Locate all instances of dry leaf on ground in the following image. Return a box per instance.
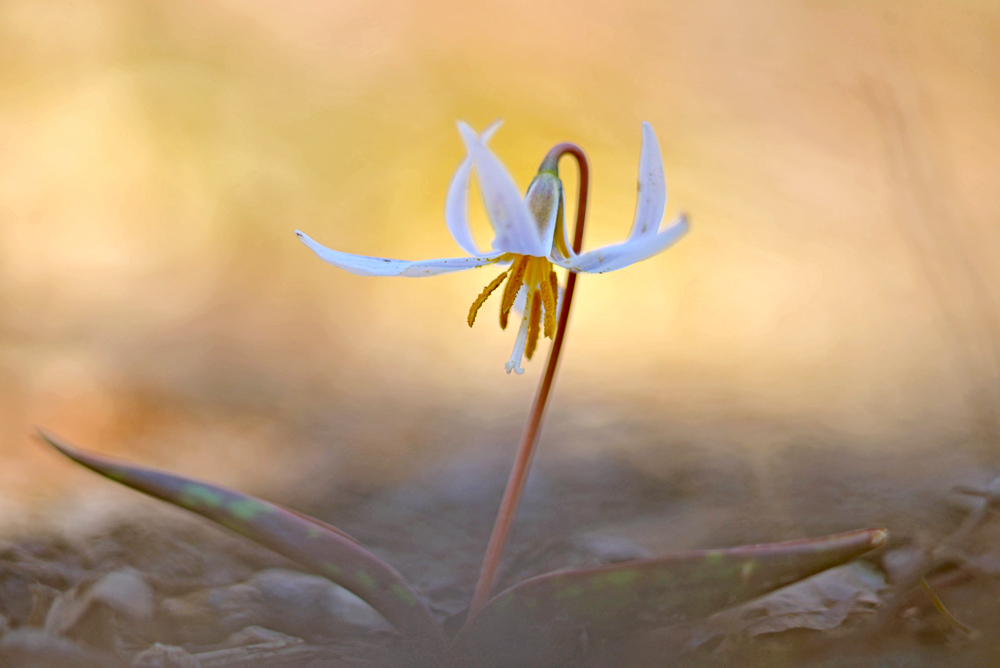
[692,561,888,650]
[45,568,154,651]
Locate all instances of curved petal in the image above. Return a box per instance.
[628,122,667,240]
[445,120,503,255]
[457,122,545,257]
[296,231,502,277]
[552,213,688,274]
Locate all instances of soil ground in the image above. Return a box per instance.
[2,427,1000,667]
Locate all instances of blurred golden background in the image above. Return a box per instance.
[1,0,999,531]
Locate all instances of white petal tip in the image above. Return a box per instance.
[457,122,478,149]
[481,118,504,143]
[457,119,505,151]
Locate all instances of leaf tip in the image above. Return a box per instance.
[34,429,108,476]
[870,528,889,548]
[35,427,72,455]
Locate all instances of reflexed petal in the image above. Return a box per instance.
[445,120,503,255]
[628,122,667,240]
[457,122,545,257]
[296,231,502,277]
[552,213,688,274]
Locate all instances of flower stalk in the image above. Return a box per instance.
[468,144,589,619]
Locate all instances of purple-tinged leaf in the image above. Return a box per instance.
[38,430,446,655]
[453,528,887,667]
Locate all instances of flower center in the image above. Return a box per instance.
[467,254,559,361]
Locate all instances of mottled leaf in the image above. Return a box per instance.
[453,528,887,667]
[39,430,445,655]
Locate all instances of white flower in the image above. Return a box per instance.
[296,121,688,374]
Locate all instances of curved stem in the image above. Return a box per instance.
[467,143,589,620]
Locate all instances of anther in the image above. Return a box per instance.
[540,270,558,338]
[525,291,542,360]
[468,270,509,327]
[499,255,529,330]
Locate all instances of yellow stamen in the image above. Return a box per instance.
[499,255,530,330]
[540,270,557,338]
[525,291,542,360]
[467,270,509,327]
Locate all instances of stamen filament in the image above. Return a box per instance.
[467,270,509,327]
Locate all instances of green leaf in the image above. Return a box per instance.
[38,429,446,655]
[453,528,887,667]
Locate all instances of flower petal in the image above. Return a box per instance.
[445,120,503,255]
[628,122,667,240]
[296,230,503,277]
[457,122,546,257]
[552,213,688,274]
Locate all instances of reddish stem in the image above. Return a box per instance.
[467,143,589,619]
